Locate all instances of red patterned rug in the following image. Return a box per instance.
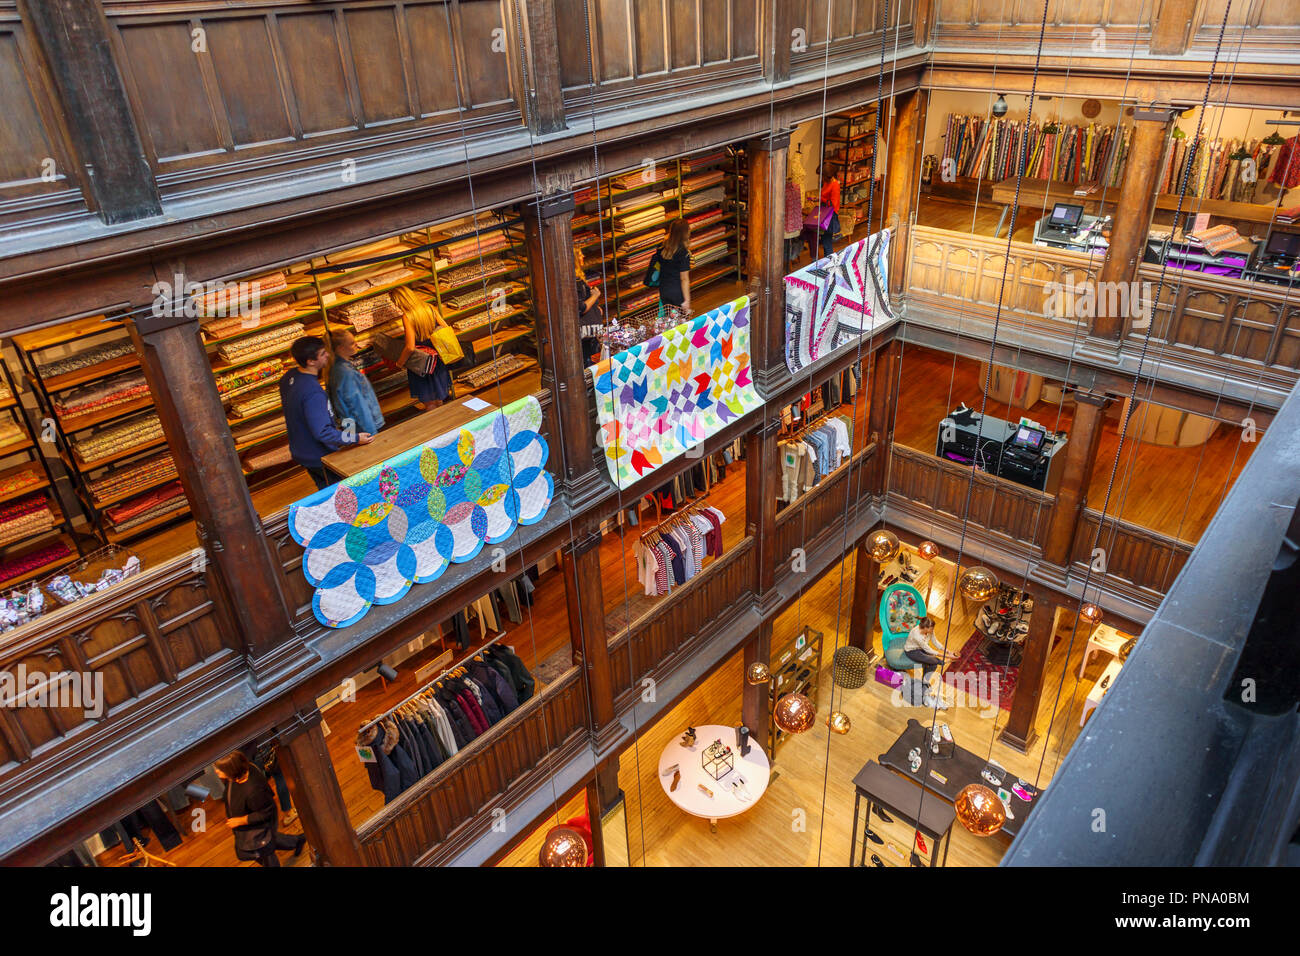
[941,632,1017,712]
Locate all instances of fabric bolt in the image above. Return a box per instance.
[37,340,135,379]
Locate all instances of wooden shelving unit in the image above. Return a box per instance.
[823,106,878,230]
[768,626,824,756]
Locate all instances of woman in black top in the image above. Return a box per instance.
[575,247,604,365]
[215,751,306,867]
[655,218,692,322]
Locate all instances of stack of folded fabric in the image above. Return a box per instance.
[0,381,11,403]
[443,281,525,314]
[86,452,177,506]
[37,340,136,381]
[438,216,507,239]
[1188,223,1247,256]
[621,229,666,254]
[438,259,514,292]
[454,353,533,390]
[683,169,725,191]
[691,242,731,268]
[242,444,292,472]
[0,419,25,449]
[573,185,597,204]
[1277,205,1300,225]
[53,371,151,423]
[690,225,728,250]
[195,271,288,316]
[620,288,659,313]
[338,266,419,297]
[202,300,298,340]
[319,238,409,266]
[105,481,187,533]
[215,359,284,402]
[453,311,492,334]
[687,208,724,231]
[681,186,725,212]
[612,168,674,190]
[230,418,284,448]
[0,494,56,548]
[681,150,729,172]
[72,412,164,466]
[621,245,659,275]
[229,384,281,419]
[217,322,304,363]
[0,466,42,501]
[440,231,512,264]
[0,539,73,587]
[332,292,403,332]
[615,205,666,234]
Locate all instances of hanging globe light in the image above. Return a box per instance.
[773,693,816,734]
[1080,602,1103,626]
[954,784,1006,837]
[959,566,999,603]
[867,528,901,564]
[538,826,588,867]
[918,540,940,561]
[826,711,851,735]
[746,662,771,685]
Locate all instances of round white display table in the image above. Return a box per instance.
[658,724,771,832]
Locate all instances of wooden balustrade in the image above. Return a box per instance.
[0,553,241,793]
[1133,263,1300,377]
[555,0,763,114]
[607,537,755,705]
[887,444,1054,551]
[775,445,877,571]
[355,665,587,866]
[1071,508,1193,595]
[907,225,1097,335]
[787,0,916,71]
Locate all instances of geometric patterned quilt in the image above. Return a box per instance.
[287,396,552,628]
[593,296,761,488]
[784,228,893,374]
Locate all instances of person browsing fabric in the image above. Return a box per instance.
[903,617,957,709]
[812,165,841,260]
[653,218,692,322]
[280,335,372,491]
[327,329,385,438]
[575,247,604,365]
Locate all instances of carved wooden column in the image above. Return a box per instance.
[128,310,309,690]
[562,517,618,748]
[745,130,793,394]
[1042,391,1110,567]
[275,709,364,866]
[1092,109,1173,340]
[885,88,928,301]
[1149,0,1199,55]
[847,539,879,651]
[19,0,161,224]
[999,597,1057,752]
[867,340,901,495]
[518,0,567,134]
[742,620,773,751]
[523,189,606,510]
[745,414,783,615]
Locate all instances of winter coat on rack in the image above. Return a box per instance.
[382,717,420,790]
[488,644,535,701]
[456,688,490,735]
[357,721,403,803]
[436,687,476,746]
[470,660,518,714]
[464,675,504,724]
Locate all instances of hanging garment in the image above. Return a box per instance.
[357,721,403,803]
[487,644,536,701]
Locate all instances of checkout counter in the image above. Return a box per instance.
[1031,202,1110,253]
[1144,228,1300,287]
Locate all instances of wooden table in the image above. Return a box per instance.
[1078,623,1129,678]
[850,760,955,867]
[321,396,498,479]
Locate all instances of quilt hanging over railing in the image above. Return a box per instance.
[288,396,553,628]
[594,295,761,488]
[784,228,893,374]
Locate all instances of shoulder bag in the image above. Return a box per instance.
[227,782,275,861]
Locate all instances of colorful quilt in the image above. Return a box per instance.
[287,396,553,628]
[784,228,894,374]
[593,296,760,488]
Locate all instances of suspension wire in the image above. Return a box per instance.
[1032,0,1238,787]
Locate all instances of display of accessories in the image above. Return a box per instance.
[43,545,142,607]
[0,582,50,633]
[701,740,734,781]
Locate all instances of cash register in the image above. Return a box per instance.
[935,405,1067,493]
[1245,231,1300,286]
[1033,203,1109,252]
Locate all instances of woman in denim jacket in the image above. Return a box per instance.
[327,329,385,436]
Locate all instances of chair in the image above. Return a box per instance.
[878,582,927,671]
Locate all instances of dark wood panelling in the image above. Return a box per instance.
[555,0,593,87]
[790,0,915,70]
[668,0,697,70]
[635,0,666,76]
[116,20,224,162]
[701,0,728,63]
[1071,508,1192,595]
[449,0,514,109]
[344,6,414,124]
[276,10,356,135]
[0,25,79,212]
[205,15,295,147]
[402,4,458,118]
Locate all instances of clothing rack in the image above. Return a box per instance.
[783,407,838,440]
[357,632,509,735]
[639,499,710,540]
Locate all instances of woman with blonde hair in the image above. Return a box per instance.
[392,287,452,410]
[575,247,604,365]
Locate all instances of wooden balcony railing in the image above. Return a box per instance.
[775,444,877,571]
[100,0,525,201]
[608,537,755,706]
[1071,508,1193,596]
[355,665,587,866]
[787,0,916,72]
[1132,263,1300,380]
[0,553,242,798]
[555,0,764,115]
[907,225,1097,336]
[887,444,1054,552]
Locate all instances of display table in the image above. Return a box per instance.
[658,724,771,832]
[321,396,498,479]
[879,719,1041,840]
[1078,623,1128,678]
[851,760,955,867]
[1081,658,1123,725]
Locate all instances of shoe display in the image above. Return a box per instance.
[670,770,681,792]
[939,723,953,743]
[864,828,884,845]
[875,807,895,824]
[869,854,885,867]
[1012,782,1035,802]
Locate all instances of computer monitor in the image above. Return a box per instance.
[1263,231,1300,260]
[1011,425,1045,452]
[1048,203,1083,229]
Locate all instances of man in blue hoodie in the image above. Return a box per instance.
[280,336,372,490]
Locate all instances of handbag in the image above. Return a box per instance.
[643,252,662,289]
[430,323,464,364]
[804,204,835,231]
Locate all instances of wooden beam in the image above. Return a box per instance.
[275,711,364,866]
[1149,0,1200,56]
[885,88,927,300]
[563,520,618,748]
[520,0,568,134]
[745,130,793,392]
[18,0,161,224]
[742,621,773,752]
[848,539,878,651]
[867,340,901,493]
[1042,392,1111,566]
[745,415,783,613]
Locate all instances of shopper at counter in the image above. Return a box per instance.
[281,336,371,491]
[327,329,385,437]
